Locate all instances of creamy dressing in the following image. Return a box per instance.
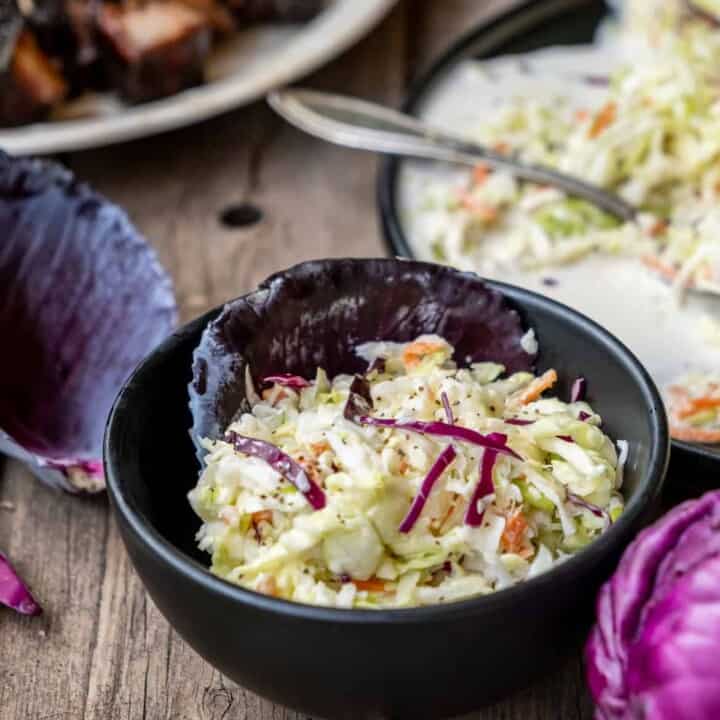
[399,47,720,397]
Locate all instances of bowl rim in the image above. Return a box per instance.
[105,259,669,624]
[375,0,718,467]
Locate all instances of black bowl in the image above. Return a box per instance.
[376,0,718,490]
[105,259,669,720]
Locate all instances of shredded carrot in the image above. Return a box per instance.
[398,458,410,474]
[641,254,678,281]
[251,510,273,525]
[472,162,491,186]
[493,141,510,155]
[670,425,720,444]
[515,369,558,405]
[675,396,720,420]
[458,192,499,222]
[402,339,446,369]
[588,102,617,139]
[353,578,388,593]
[256,576,278,597]
[500,510,532,558]
[310,441,330,456]
[574,109,589,123]
[646,220,669,238]
[432,493,460,535]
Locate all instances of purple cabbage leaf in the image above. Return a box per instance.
[0,151,177,492]
[189,259,536,460]
[586,490,720,719]
[398,444,456,533]
[225,430,326,510]
[0,552,41,616]
[465,449,497,527]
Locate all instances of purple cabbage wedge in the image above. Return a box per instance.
[586,490,720,720]
[189,259,536,459]
[0,151,177,492]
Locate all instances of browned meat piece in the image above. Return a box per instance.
[16,0,104,92]
[177,0,236,33]
[226,0,324,23]
[0,30,67,126]
[97,1,211,103]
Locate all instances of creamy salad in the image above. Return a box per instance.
[189,335,624,609]
[411,30,720,291]
[401,7,720,443]
[667,372,720,443]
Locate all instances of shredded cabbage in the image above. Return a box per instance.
[665,372,720,443]
[189,335,624,608]
[407,11,720,444]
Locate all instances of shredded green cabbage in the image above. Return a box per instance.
[189,335,624,608]
[411,12,720,293]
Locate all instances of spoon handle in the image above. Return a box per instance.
[268,89,636,222]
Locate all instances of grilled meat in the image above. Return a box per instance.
[0,0,325,123]
[97,1,211,102]
[0,29,67,126]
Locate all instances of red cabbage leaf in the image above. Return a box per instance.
[398,444,456,533]
[190,259,535,459]
[571,376,587,403]
[262,374,311,388]
[465,449,497,527]
[355,416,521,461]
[0,552,41,616]
[225,430,326,509]
[0,151,177,492]
[586,490,720,719]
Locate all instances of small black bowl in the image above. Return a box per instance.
[377,0,718,490]
[105,260,668,720]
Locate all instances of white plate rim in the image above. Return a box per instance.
[0,0,397,155]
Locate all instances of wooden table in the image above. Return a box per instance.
[0,2,595,718]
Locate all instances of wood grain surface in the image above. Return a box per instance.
[0,2,595,718]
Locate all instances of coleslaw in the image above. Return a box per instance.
[666,372,720,444]
[411,16,720,295]
[189,335,624,608]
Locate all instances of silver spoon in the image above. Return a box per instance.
[268,89,720,300]
[267,88,636,222]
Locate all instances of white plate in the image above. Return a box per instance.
[0,0,396,155]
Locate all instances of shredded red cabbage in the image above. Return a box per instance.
[505,418,534,426]
[465,449,498,526]
[399,445,457,533]
[571,377,587,403]
[263,374,311,389]
[0,552,41,616]
[568,492,610,525]
[356,416,521,460]
[440,392,454,424]
[225,431,326,510]
[557,435,575,443]
[578,411,592,422]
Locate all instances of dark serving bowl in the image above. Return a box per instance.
[105,259,668,719]
[376,0,718,491]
